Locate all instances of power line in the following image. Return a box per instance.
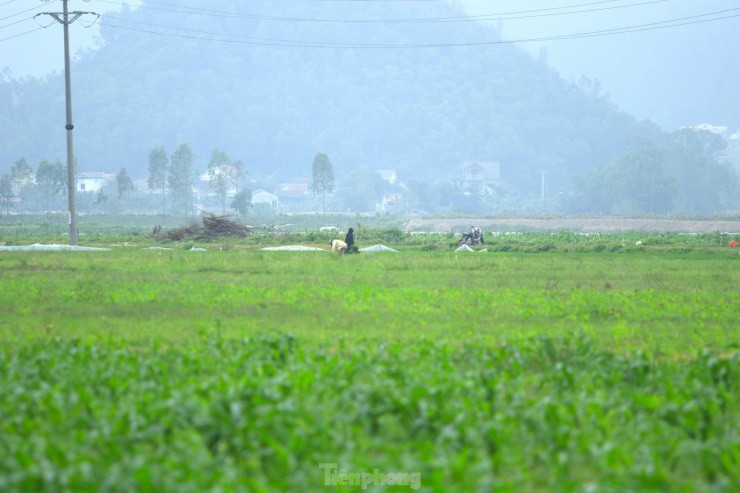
[0,0,670,38]
[3,3,737,47]
[0,16,31,30]
[0,1,50,21]
[0,25,43,41]
[92,0,667,24]
[95,8,739,49]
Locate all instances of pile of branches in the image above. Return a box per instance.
[201,212,251,238]
[153,213,251,241]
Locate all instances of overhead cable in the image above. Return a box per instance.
[96,8,739,48]
[93,0,668,24]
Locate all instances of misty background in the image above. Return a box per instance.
[0,0,738,216]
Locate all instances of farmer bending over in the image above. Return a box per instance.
[330,239,347,253]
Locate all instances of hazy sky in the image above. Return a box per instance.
[461,0,740,130]
[1,0,738,130]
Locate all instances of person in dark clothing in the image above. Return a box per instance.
[472,226,484,244]
[344,227,355,253]
[461,225,476,245]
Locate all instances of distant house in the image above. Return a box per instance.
[76,172,114,193]
[272,180,314,212]
[461,161,500,192]
[199,166,239,198]
[251,190,279,209]
[276,180,311,201]
[132,178,150,194]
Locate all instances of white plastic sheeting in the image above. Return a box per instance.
[261,245,327,251]
[141,246,207,251]
[358,244,398,252]
[454,244,487,253]
[0,243,109,251]
[0,245,207,252]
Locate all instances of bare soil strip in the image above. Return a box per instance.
[404,218,740,233]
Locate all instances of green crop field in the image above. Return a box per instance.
[0,233,738,492]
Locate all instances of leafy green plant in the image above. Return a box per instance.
[0,238,737,492]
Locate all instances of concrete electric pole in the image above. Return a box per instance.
[35,1,97,246]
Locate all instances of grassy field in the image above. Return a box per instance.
[0,237,738,492]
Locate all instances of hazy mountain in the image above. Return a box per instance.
[1,0,658,196]
[461,0,740,131]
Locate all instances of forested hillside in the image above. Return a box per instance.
[0,0,654,198]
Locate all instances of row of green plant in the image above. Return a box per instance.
[0,248,740,492]
[0,334,736,492]
[1,247,736,491]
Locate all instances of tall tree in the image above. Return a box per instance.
[607,145,677,214]
[0,173,14,216]
[663,128,736,214]
[335,165,386,213]
[207,148,235,215]
[230,188,252,218]
[10,157,34,214]
[232,159,247,191]
[169,143,195,219]
[116,167,135,199]
[35,158,66,212]
[311,152,334,217]
[148,146,169,217]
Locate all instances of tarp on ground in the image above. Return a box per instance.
[261,245,327,251]
[454,244,487,253]
[359,244,398,252]
[0,243,109,251]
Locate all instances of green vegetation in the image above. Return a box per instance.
[1,335,736,492]
[0,230,737,491]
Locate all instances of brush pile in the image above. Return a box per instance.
[153,213,251,240]
[201,212,251,237]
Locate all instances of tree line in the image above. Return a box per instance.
[146,143,252,219]
[0,143,254,218]
[2,128,735,218]
[568,128,736,215]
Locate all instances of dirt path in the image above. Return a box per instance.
[404,218,740,233]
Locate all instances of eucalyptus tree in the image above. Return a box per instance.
[0,174,14,216]
[10,157,34,213]
[35,159,66,212]
[311,152,334,217]
[207,149,235,215]
[169,143,195,219]
[148,146,169,217]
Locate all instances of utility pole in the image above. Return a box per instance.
[541,170,547,201]
[35,1,97,246]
